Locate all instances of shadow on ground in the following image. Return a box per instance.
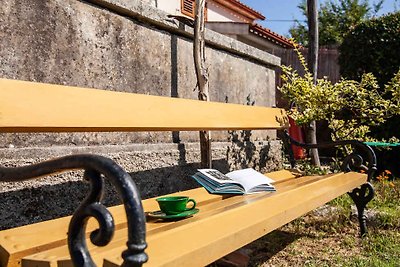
[246,230,304,266]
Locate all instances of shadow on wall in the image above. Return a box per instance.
[0,135,283,230]
[227,129,277,174]
[224,95,282,173]
[0,159,230,230]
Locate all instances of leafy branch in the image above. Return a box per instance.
[279,43,400,143]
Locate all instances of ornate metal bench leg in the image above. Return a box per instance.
[0,154,148,267]
[348,182,374,237]
[67,157,148,266]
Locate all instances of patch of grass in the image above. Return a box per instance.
[329,193,353,210]
[293,160,331,176]
[333,230,400,266]
[362,230,400,258]
[328,178,400,230]
[369,178,400,229]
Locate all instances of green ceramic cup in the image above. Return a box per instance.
[156,196,196,215]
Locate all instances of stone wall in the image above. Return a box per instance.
[0,0,280,146]
[0,0,284,228]
[0,140,284,229]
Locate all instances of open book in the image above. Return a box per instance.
[191,168,276,195]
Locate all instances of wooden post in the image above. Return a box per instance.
[194,0,212,168]
[307,0,321,166]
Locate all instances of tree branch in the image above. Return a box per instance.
[194,0,212,168]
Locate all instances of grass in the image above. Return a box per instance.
[243,173,400,267]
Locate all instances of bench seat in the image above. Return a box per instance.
[0,78,376,266]
[1,170,367,267]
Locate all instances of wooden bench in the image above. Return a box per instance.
[0,78,377,267]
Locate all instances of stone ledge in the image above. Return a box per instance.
[0,141,278,159]
[84,0,280,67]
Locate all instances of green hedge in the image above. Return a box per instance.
[339,12,400,87]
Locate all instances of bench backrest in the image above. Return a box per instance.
[0,78,289,132]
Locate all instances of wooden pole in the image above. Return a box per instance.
[307,0,321,166]
[194,0,212,168]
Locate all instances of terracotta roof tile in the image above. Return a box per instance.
[250,23,296,49]
[229,0,265,20]
[213,0,265,20]
[208,1,298,49]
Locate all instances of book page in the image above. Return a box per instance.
[192,173,245,194]
[197,169,242,185]
[226,168,275,192]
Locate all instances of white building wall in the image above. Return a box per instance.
[156,0,181,15]
[207,1,250,23]
[153,0,251,22]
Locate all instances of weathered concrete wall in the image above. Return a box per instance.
[0,140,284,229]
[0,0,279,147]
[0,0,284,228]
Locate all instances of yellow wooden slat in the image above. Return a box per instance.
[0,187,221,267]
[20,174,313,267]
[103,172,366,267]
[17,174,311,267]
[0,78,289,132]
[0,189,203,267]
[0,169,283,267]
[264,169,302,183]
[16,188,271,265]
[20,173,366,267]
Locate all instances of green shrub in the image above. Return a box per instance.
[279,44,400,143]
[339,12,400,141]
[339,12,400,87]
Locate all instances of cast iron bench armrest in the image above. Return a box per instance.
[284,130,377,236]
[0,154,148,267]
[284,130,377,181]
